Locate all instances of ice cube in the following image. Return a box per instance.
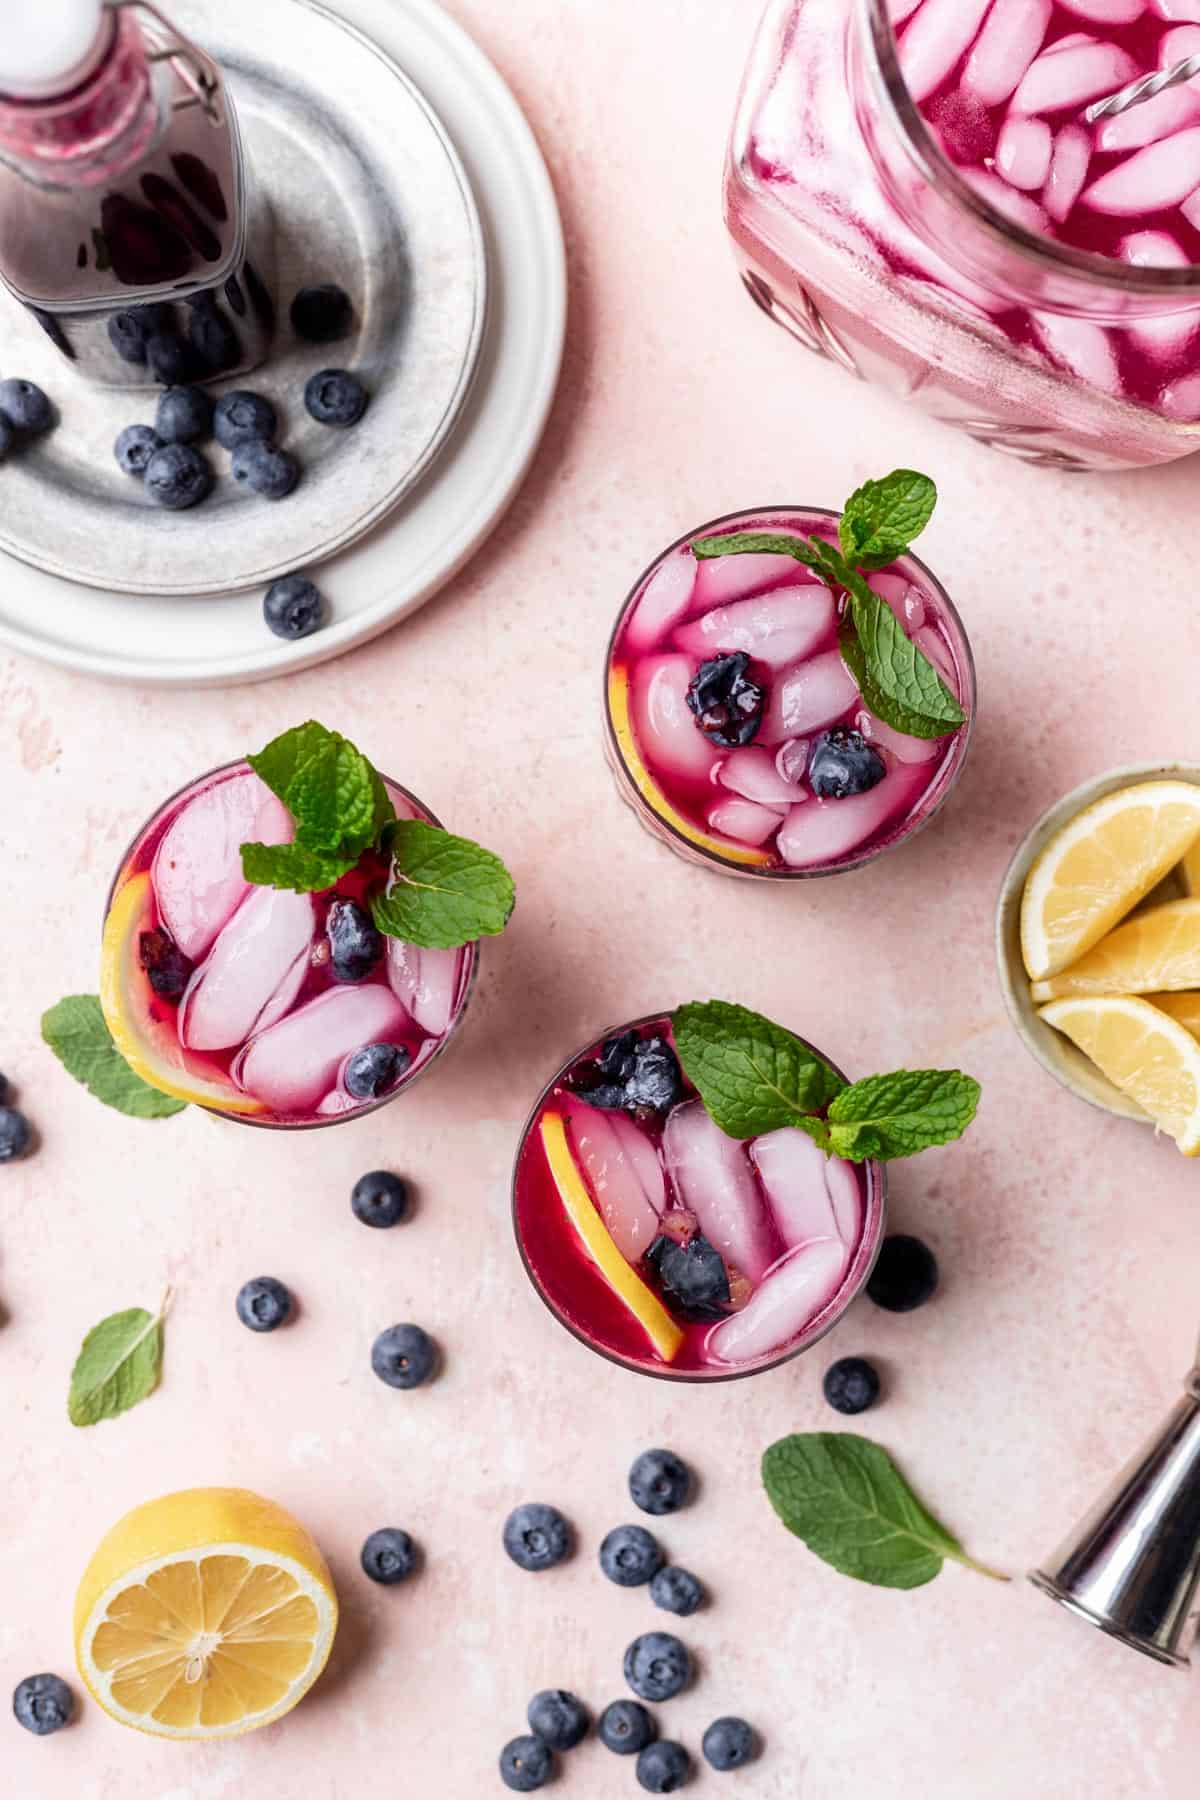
[997,116,1053,190]
[626,553,697,653]
[869,571,926,631]
[706,1238,850,1367]
[1083,126,1200,214]
[234,985,411,1113]
[899,0,993,103]
[662,1099,778,1283]
[963,167,1050,233]
[1120,230,1189,267]
[566,1102,664,1263]
[152,771,292,962]
[776,762,929,869]
[1128,307,1200,362]
[751,1128,843,1248]
[1059,0,1147,18]
[716,745,808,806]
[1043,124,1093,222]
[385,938,461,1037]
[964,0,1053,107]
[888,0,923,21]
[1032,312,1121,394]
[1098,84,1200,154]
[631,654,717,781]
[1013,37,1138,113]
[825,1154,864,1244]
[912,624,958,688]
[694,545,809,607]
[1159,371,1200,418]
[1154,0,1200,19]
[674,583,836,671]
[707,797,786,847]
[180,886,313,1052]
[758,650,859,746]
[857,708,941,765]
[775,739,811,786]
[928,89,996,165]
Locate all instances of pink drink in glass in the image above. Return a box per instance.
[727,0,1200,469]
[605,508,974,876]
[512,1016,885,1381]
[102,762,476,1128]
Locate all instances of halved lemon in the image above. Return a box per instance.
[75,1487,337,1739]
[1021,781,1200,981]
[607,665,773,870]
[100,872,265,1115]
[1149,991,1200,1041]
[1039,995,1200,1154]
[539,1111,684,1362]
[1031,899,1200,1003]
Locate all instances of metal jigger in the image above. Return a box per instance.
[1030,1361,1200,1666]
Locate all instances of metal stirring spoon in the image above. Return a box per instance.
[1085,53,1200,125]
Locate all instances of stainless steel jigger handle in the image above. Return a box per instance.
[1086,53,1200,125]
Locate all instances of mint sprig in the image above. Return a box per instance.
[41,995,186,1119]
[691,469,965,741]
[669,1000,979,1162]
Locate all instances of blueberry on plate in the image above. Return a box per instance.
[114,423,163,477]
[236,1276,293,1332]
[155,384,213,445]
[623,1632,691,1703]
[143,443,212,511]
[702,1716,758,1771]
[0,378,53,436]
[12,1673,74,1737]
[867,1234,939,1313]
[290,282,353,344]
[499,1734,554,1792]
[599,1698,657,1755]
[350,1170,410,1229]
[231,439,300,500]
[650,1566,704,1617]
[600,1524,664,1588]
[502,1502,572,1573]
[327,898,382,983]
[0,1107,32,1162]
[344,1042,411,1100]
[108,310,150,365]
[685,652,764,747]
[304,367,368,427]
[214,389,277,449]
[146,331,192,385]
[360,1526,418,1585]
[371,1323,437,1389]
[823,1355,881,1415]
[648,1233,730,1320]
[138,926,192,1002]
[637,1739,691,1792]
[629,1448,692,1517]
[263,573,324,641]
[808,727,887,800]
[527,1688,588,1750]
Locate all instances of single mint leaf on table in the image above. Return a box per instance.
[41,995,186,1120]
[762,1432,1008,1588]
[839,469,937,570]
[671,1000,846,1142]
[372,821,516,950]
[826,1069,981,1162]
[240,840,357,893]
[68,1289,171,1427]
[247,720,336,804]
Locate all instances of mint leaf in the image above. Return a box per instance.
[839,470,937,570]
[41,995,186,1120]
[762,1433,1008,1588]
[671,1000,846,1140]
[68,1290,170,1427]
[845,572,965,735]
[240,840,357,893]
[247,720,336,805]
[372,821,515,949]
[839,630,954,742]
[690,531,826,569]
[826,1068,980,1161]
[290,735,379,856]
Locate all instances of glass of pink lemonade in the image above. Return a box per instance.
[728,0,1200,469]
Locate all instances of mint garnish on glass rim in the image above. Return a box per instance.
[690,469,965,742]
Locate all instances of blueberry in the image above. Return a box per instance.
[0,416,12,461]
[685,652,764,747]
[650,1566,704,1617]
[290,283,353,344]
[599,1699,657,1755]
[499,1734,554,1792]
[808,726,887,800]
[629,1449,692,1517]
[575,1031,682,1118]
[138,926,192,1003]
[304,367,368,427]
[214,389,277,449]
[350,1170,410,1228]
[108,310,150,365]
[231,438,299,500]
[371,1322,437,1389]
[188,304,240,373]
[823,1355,881,1415]
[0,1107,31,1162]
[345,1042,410,1100]
[702,1717,757,1771]
[263,573,324,641]
[0,1071,8,1102]
[155,385,213,445]
[600,1524,664,1588]
[637,1740,691,1792]
[144,443,212,511]
[146,331,192,385]
[0,378,53,436]
[527,1688,588,1750]
[327,898,382,982]
[236,1276,293,1332]
[114,423,163,477]
[12,1673,74,1737]
[647,1234,730,1319]
[502,1502,572,1573]
[360,1526,418,1585]
[867,1234,939,1313]
[623,1632,691,1703]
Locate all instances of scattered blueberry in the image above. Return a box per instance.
[371,1322,437,1389]
[0,416,13,461]
[0,1107,31,1162]
[12,1674,74,1737]
[214,389,277,449]
[629,1449,692,1517]
[502,1503,572,1573]
[304,367,368,427]
[344,1042,411,1100]
[527,1688,588,1751]
[114,423,163,477]
[155,385,213,445]
[599,1699,657,1755]
[686,652,764,747]
[290,283,353,344]
[623,1632,691,1703]
[235,1276,293,1332]
[650,1566,704,1617]
[648,1234,730,1320]
[327,898,382,983]
[263,573,324,641]
[0,1071,8,1102]
[231,438,299,500]
[600,1524,664,1588]
[637,1740,691,1792]
[350,1170,410,1229]
[499,1734,554,1792]
[808,727,887,800]
[143,443,212,511]
[146,331,192,385]
[188,304,240,373]
[360,1527,418,1585]
[702,1717,757,1772]
[108,310,150,365]
[0,378,53,436]
[867,1234,939,1313]
[823,1355,881,1415]
[138,926,192,1003]
[573,1030,682,1117]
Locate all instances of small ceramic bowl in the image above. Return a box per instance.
[995,761,1200,1123]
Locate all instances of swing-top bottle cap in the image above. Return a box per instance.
[0,0,108,102]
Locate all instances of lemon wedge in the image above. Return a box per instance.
[75,1488,337,1738]
[539,1111,683,1362]
[1040,995,1200,1154]
[1031,899,1200,1002]
[1149,991,1200,1041]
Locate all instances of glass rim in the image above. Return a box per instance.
[509,1010,888,1384]
[102,756,480,1133]
[603,503,977,880]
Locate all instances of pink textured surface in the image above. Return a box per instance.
[5,1,1200,1795]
